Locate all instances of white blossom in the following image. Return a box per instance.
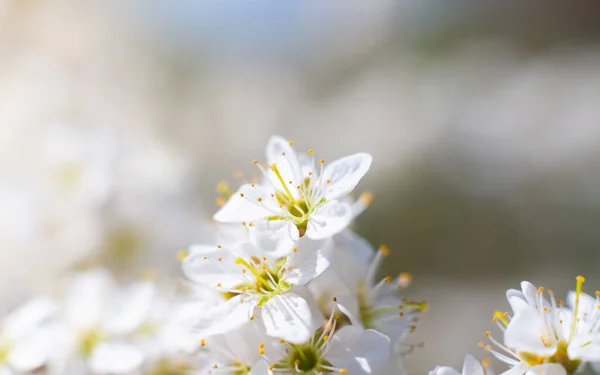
[214,136,372,239]
[183,232,332,343]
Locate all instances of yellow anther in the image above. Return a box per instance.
[323,335,329,341]
[360,191,374,204]
[218,257,223,261]
[399,272,412,283]
[249,222,254,227]
[176,250,187,262]
[289,141,294,146]
[548,289,553,295]
[482,358,491,366]
[380,244,390,255]
[240,193,245,197]
[259,348,265,354]
[485,331,491,337]
[293,247,298,253]
[253,159,258,165]
[280,338,285,343]
[213,364,218,369]
[259,343,265,348]
[340,369,347,374]
[216,197,225,206]
[268,365,274,370]
[242,269,246,274]
[319,159,325,164]
[258,197,263,202]
[384,276,392,283]
[217,283,221,287]
[399,312,404,317]
[200,338,206,346]
[326,179,331,184]
[308,149,314,155]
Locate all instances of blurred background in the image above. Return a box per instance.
[2,0,600,372]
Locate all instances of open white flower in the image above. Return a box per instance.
[183,235,332,343]
[265,306,390,375]
[214,136,372,239]
[57,268,156,374]
[0,296,58,374]
[480,277,599,375]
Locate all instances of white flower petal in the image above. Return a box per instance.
[249,360,270,375]
[323,153,372,200]
[305,201,353,239]
[266,136,302,196]
[8,325,56,372]
[461,354,485,375]
[250,221,299,257]
[285,237,332,285]
[525,364,566,375]
[566,291,596,317]
[102,281,155,335]
[504,306,556,357]
[568,333,600,361]
[327,326,390,375]
[261,292,316,344]
[88,342,144,374]
[193,295,255,337]
[65,269,115,331]
[429,367,462,375]
[183,245,245,289]
[2,295,57,339]
[500,361,530,375]
[214,184,272,222]
[520,281,539,307]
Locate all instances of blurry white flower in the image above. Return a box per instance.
[214,136,372,239]
[0,296,58,374]
[182,233,332,343]
[196,320,273,375]
[56,268,156,374]
[480,277,599,375]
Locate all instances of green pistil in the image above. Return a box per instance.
[275,340,333,374]
[271,164,295,202]
[235,257,271,289]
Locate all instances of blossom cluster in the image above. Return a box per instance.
[0,136,425,375]
[431,277,600,375]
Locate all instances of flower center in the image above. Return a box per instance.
[79,329,103,356]
[276,341,332,374]
[222,256,291,307]
[266,164,327,236]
